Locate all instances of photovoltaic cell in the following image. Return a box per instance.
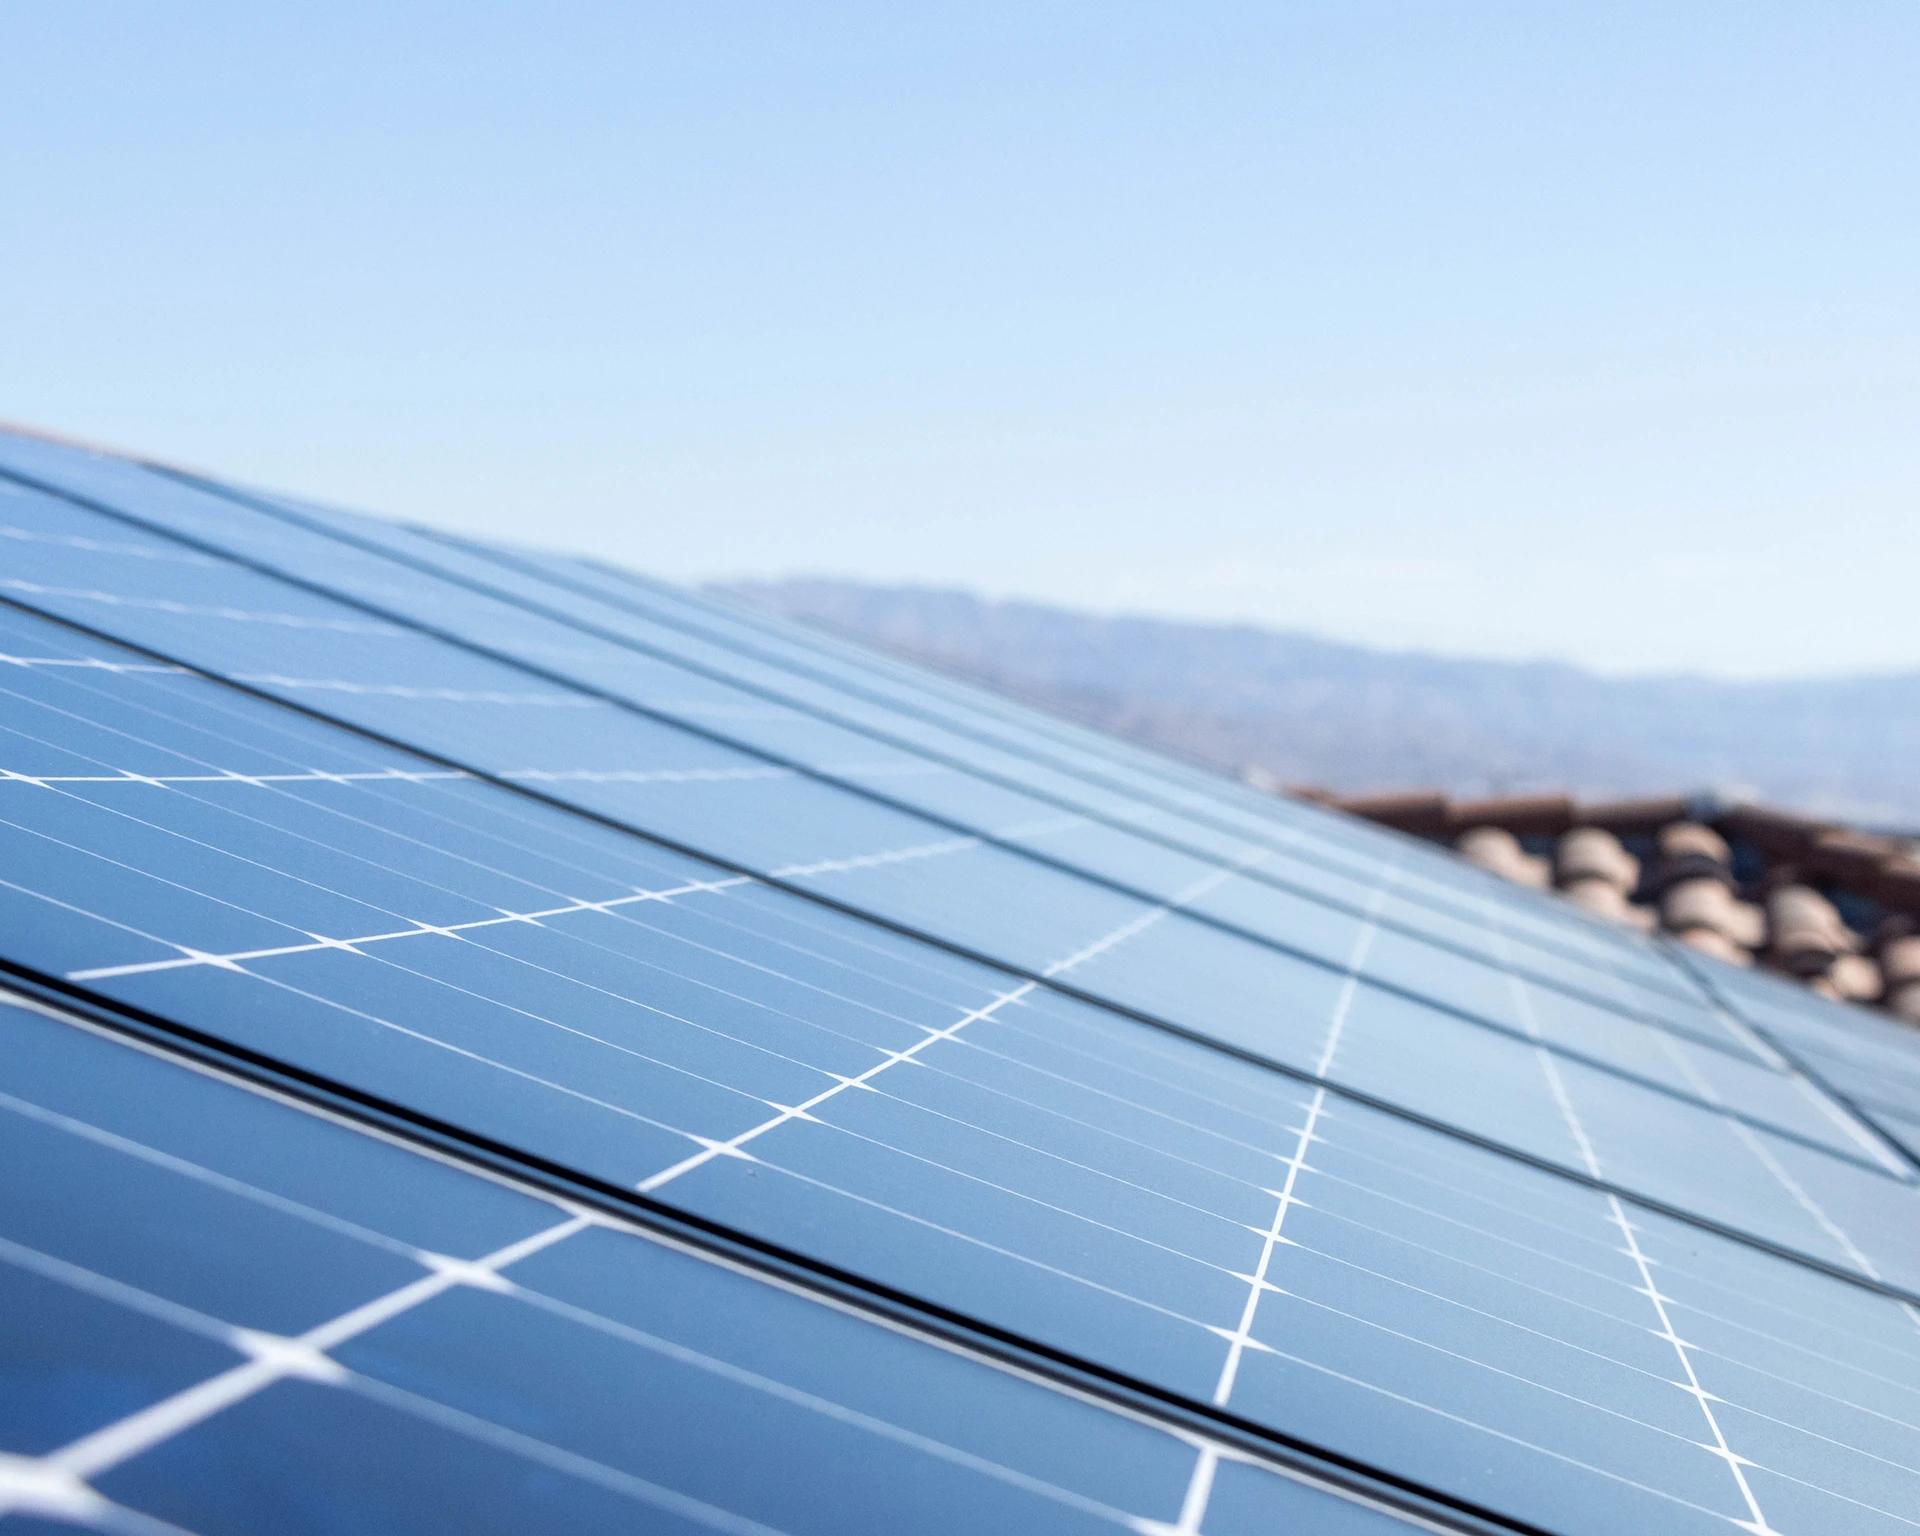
[3,425,1919,1536]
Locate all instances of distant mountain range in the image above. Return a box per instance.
[717,579,1920,827]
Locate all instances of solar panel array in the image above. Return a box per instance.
[1,427,1918,1536]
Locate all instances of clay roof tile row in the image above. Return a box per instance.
[1300,786,1920,1026]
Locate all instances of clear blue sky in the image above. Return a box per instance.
[4,4,1917,678]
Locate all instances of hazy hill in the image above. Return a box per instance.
[718,579,1920,827]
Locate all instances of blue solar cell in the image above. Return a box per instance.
[0,1262,239,1458]
[3,997,1425,1536]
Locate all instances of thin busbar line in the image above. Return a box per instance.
[66,876,749,981]
[0,577,402,633]
[46,1213,593,1484]
[0,767,465,787]
[0,651,187,673]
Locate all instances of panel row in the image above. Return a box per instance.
[0,993,1421,1536]
[0,469,1912,1298]
[0,601,1915,1534]
[2,435,1726,1041]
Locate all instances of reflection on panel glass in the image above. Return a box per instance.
[3,425,1920,1536]
[2,996,1435,1536]
[1,490,1913,1297]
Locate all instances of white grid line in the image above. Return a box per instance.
[65,877,749,982]
[0,767,466,787]
[44,1215,590,1484]
[0,523,222,565]
[0,579,401,633]
[0,652,188,673]
[230,673,601,704]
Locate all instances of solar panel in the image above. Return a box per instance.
[2,426,1918,1536]
[1,993,1437,1535]
[0,468,1807,1095]
[0,466,1912,1286]
[0,434,1704,1010]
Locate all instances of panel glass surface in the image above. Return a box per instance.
[0,473,1916,1298]
[0,430,1711,1027]
[0,440,1707,1050]
[258,491,1722,1025]
[0,609,1916,1533]
[1,997,1431,1536]
[6,428,1920,1536]
[538,548,1726,989]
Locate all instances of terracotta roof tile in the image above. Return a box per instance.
[1448,793,1574,839]
[1310,784,1920,1027]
